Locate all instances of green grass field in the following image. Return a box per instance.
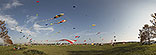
[0,43,156,55]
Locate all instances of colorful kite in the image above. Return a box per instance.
[75,36,80,38]
[58,36,80,44]
[57,20,66,24]
[36,1,39,3]
[53,13,64,19]
[29,38,32,43]
[84,40,86,42]
[36,13,64,23]
[92,24,96,26]
[50,23,53,25]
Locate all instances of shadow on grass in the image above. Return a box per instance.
[23,49,47,55]
[67,43,150,55]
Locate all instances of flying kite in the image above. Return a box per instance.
[29,38,32,43]
[36,13,64,23]
[57,20,66,24]
[48,20,67,26]
[56,31,61,34]
[29,35,31,36]
[58,36,80,44]
[50,23,53,25]
[58,39,77,44]
[73,5,76,8]
[92,24,96,26]
[96,32,101,35]
[73,28,76,29]
[36,14,38,16]
[36,1,39,3]
[84,40,86,42]
[45,24,48,26]
[23,35,25,37]
[53,13,64,19]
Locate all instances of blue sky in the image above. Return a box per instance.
[0,0,156,44]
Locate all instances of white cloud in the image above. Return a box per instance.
[33,23,54,31]
[0,15,18,27]
[4,3,11,9]
[26,15,38,23]
[15,26,36,36]
[0,14,36,36]
[3,0,23,10]
[12,0,23,7]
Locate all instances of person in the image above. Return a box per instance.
[111,40,114,46]
[13,46,16,50]
[17,46,21,50]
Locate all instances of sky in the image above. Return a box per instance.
[0,0,156,44]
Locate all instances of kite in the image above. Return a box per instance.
[45,24,48,26]
[59,39,76,44]
[58,36,80,44]
[29,38,32,43]
[47,20,67,26]
[73,28,76,29]
[56,31,61,34]
[29,35,31,36]
[36,1,39,3]
[114,36,116,38]
[23,35,25,37]
[36,14,38,16]
[50,23,53,25]
[53,13,64,19]
[96,32,101,35]
[57,20,66,24]
[75,36,80,38]
[92,24,96,26]
[73,5,76,8]
[91,43,94,45]
[19,30,22,33]
[36,13,64,23]
[84,40,86,42]
[30,38,32,40]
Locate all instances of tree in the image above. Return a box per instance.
[139,13,156,44]
[0,20,13,45]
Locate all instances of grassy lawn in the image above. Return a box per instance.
[0,43,156,55]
